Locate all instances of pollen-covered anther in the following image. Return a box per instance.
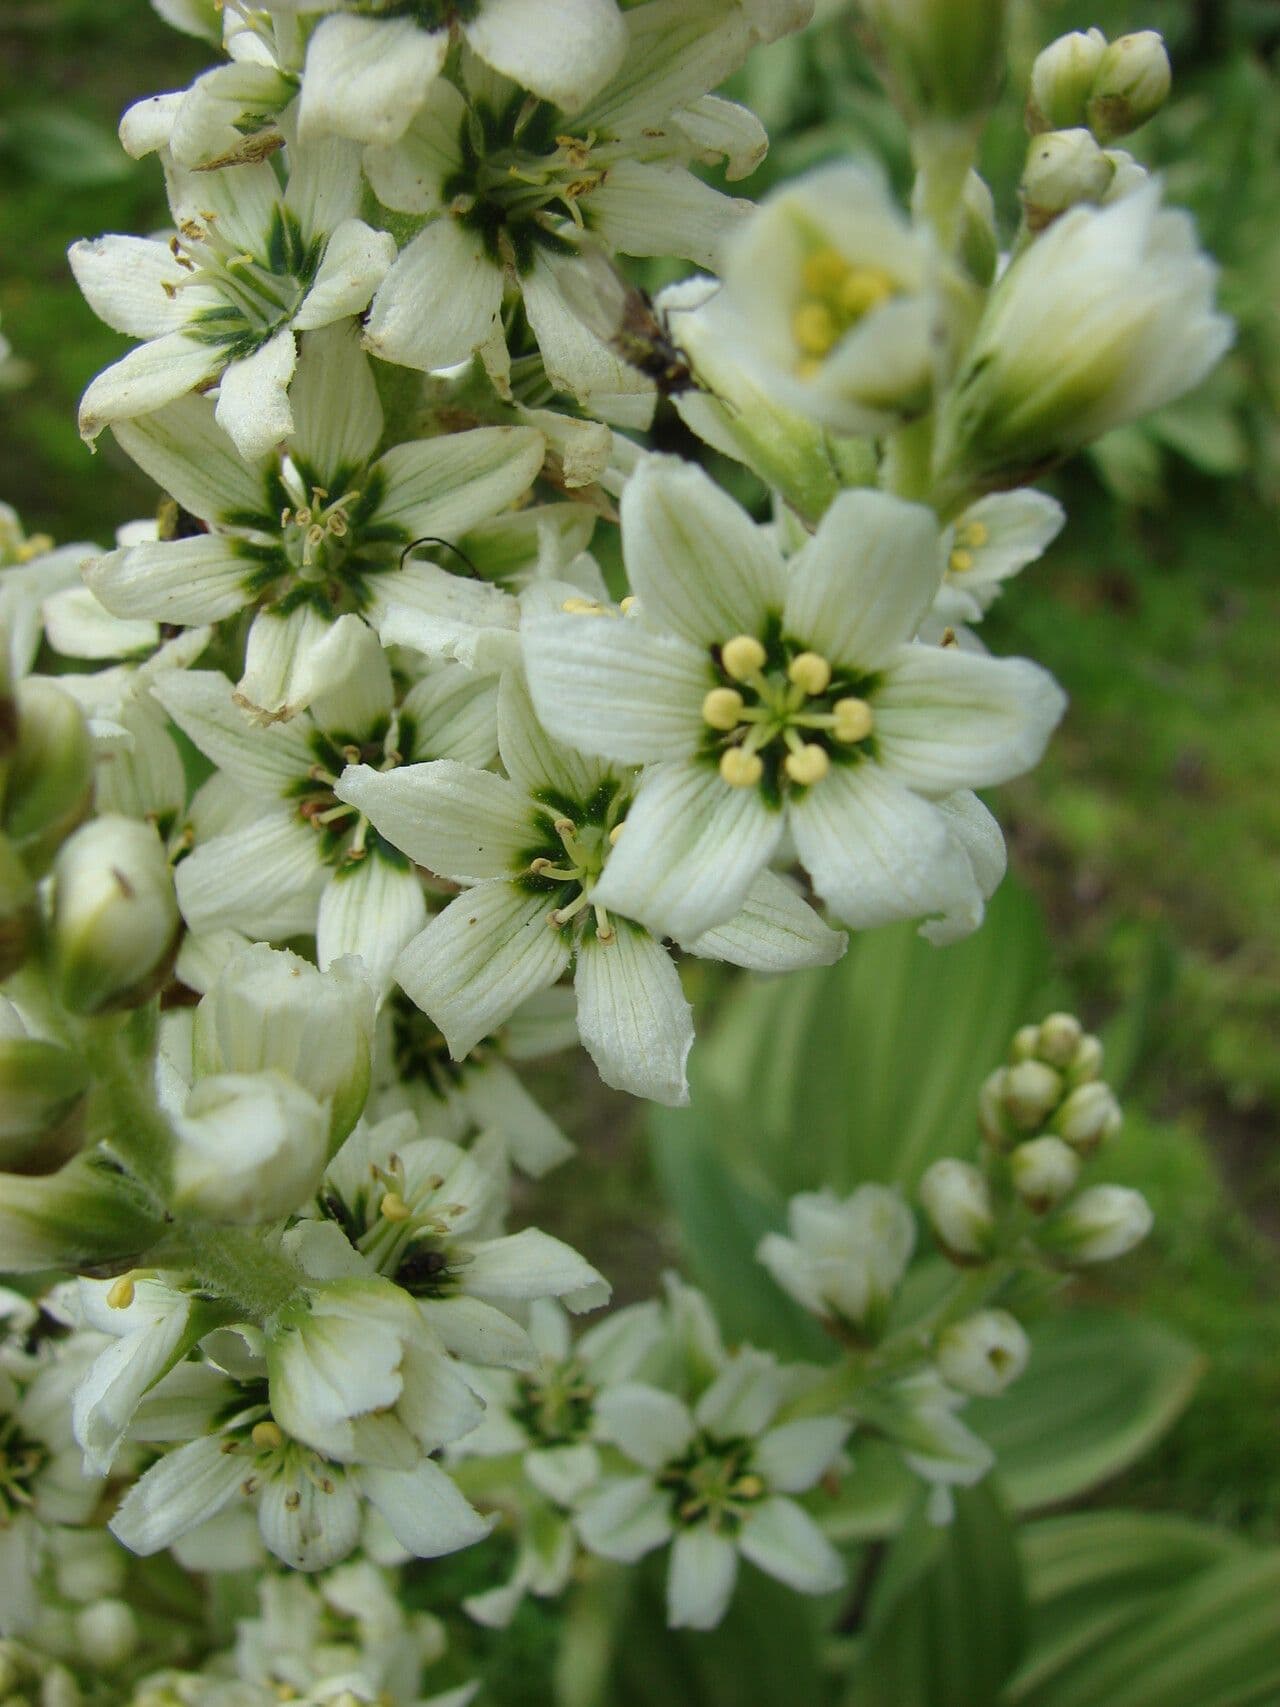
[784,743,830,785]
[702,686,745,730]
[380,1191,413,1222]
[251,1420,284,1452]
[949,547,975,573]
[608,822,625,845]
[787,651,832,695]
[106,1274,136,1310]
[720,634,767,681]
[833,696,874,743]
[561,596,610,617]
[720,747,764,788]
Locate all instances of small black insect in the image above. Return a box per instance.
[559,242,698,399]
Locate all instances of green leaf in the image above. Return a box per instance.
[2,110,134,186]
[844,1482,1026,1707]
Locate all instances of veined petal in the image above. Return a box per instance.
[109,1435,245,1555]
[497,669,610,801]
[68,235,194,338]
[299,13,448,145]
[237,605,362,723]
[110,393,268,524]
[596,1383,694,1471]
[737,1496,845,1596]
[402,665,500,768]
[317,855,428,993]
[523,612,707,765]
[789,763,978,931]
[79,333,224,442]
[87,536,251,625]
[918,791,1007,948]
[574,924,693,1106]
[783,489,942,670]
[672,95,767,181]
[459,1057,574,1178]
[365,559,517,667]
[522,251,657,428]
[281,132,364,244]
[336,760,531,882]
[875,646,1067,792]
[579,0,778,134]
[423,1295,535,1369]
[361,1460,492,1558]
[308,619,394,743]
[294,218,396,331]
[621,456,785,648]
[592,759,784,941]
[465,0,626,111]
[668,1528,739,1630]
[465,1228,609,1311]
[364,221,502,371]
[577,1475,675,1564]
[394,884,570,1059]
[152,668,311,793]
[289,320,383,477]
[754,1417,849,1494]
[587,161,750,270]
[214,327,296,461]
[524,1442,600,1507]
[374,426,544,539]
[363,77,465,214]
[258,1458,362,1570]
[694,1350,781,1436]
[176,813,327,937]
[680,869,846,972]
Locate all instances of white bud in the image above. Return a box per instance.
[3,678,92,869]
[920,1159,996,1260]
[936,1309,1030,1396]
[1052,1081,1122,1152]
[1010,1135,1080,1211]
[1087,32,1172,142]
[172,1070,330,1223]
[1004,1058,1063,1129]
[1066,1032,1105,1084]
[757,1184,916,1336]
[1036,1011,1085,1067]
[72,1601,137,1671]
[0,1031,88,1174]
[1051,1184,1153,1263]
[1028,28,1107,132]
[51,816,179,1015]
[1021,129,1116,232]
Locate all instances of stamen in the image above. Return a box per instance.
[720,634,767,681]
[833,697,874,743]
[380,1191,412,1222]
[702,686,744,730]
[949,547,975,573]
[106,1274,136,1310]
[549,889,592,928]
[251,1420,284,1451]
[787,651,831,695]
[720,747,764,788]
[784,743,830,785]
[792,301,838,356]
[594,904,615,944]
[956,519,989,549]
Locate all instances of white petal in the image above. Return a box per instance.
[363,77,465,214]
[79,333,225,442]
[592,760,784,941]
[874,646,1067,792]
[673,94,767,180]
[737,1497,845,1596]
[524,1443,600,1507]
[577,1476,674,1563]
[288,319,383,476]
[308,617,394,742]
[783,489,942,670]
[294,218,396,331]
[317,856,428,993]
[361,1459,493,1558]
[588,161,749,270]
[119,92,183,159]
[109,1435,244,1555]
[498,668,611,800]
[374,425,544,539]
[214,327,296,460]
[789,764,977,931]
[68,235,192,338]
[402,666,500,767]
[300,14,448,145]
[41,585,152,661]
[423,1295,535,1368]
[694,1351,781,1437]
[667,1528,739,1629]
[595,1383,694,1471]
[110,393,268,523]
[458,1057,574,1178]
[237,605,363,723]
[281,132,364,243]
[522,251,657,426]
[86,536,251,625]
[465,0,626,111]
[621,455,785,649]
[336,760,531,881]
[523,613,707,764]
[72,1304,196,1475]
[574,924,693,1105]
[754,1418,849,1494]
[176,814,327,936]
[152,668,311,793]
[918,791,1007,947]
[258,1460,362,1570]
[465,1229,609,1311]
[395,884,570,1058]
[681,869,846,971]
[366,558,518,667]
[364,221,503,371]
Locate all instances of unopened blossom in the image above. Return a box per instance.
[577,1349,847,1630]
[87,321,543,720]
[70,138,395,459]
[935,1310,1030,1397]
[757,1186,916,1337]
[524,457,1066,943]
[337,672,846,1105]
[924,490,1065,644]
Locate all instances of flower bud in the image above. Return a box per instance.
[920,1158,996,1261]
[1027,28,1107,133]
[757,1184,916,1337]
[1087,32,1171,143]
[51,816,180,1015]
[171,1070,330,1223]
[1035,1011,1084,1067]
[0,833,37,981]
[1048,1183,1153,1263]
[1021,129,1116,232]
[863,0,1008,128]
[1003,1058,1064,1127]
[0,1019,90,1175]
[936,1308,1030,1396]
[2,678,92,868]
[958,170,999,287]
[1010,1135,1080,1211]
[1051,1080,1122,1152]
[73,1601,137,1671]
[1065,1032,1104,1084]
[0,1149,161,1273]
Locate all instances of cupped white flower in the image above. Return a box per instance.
[757,1185,915,1336]
[1046,1183,1153,1264]
[935,1309,1030,1397]
[919,1158,996,1261]
[172,1070,331,1223]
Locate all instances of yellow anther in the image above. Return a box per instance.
[251,1420,284,1451]
[784,743,830,786]
[619,595,638,614]
[720,748,764,788]
[833,697,874,743]
[608,823,625,845]
[561,596,605,615]
[702,686,745,730]
[836,265,896,318]
[792,301,839,357]
[800,246,851,296]
[787,651,831,696]
[956,519,989,549]
[948,547,975,574]
[106,1275,136,1310]
[720,634,767,681]
[380,1191,413,1222]
[732,1473,766,1499]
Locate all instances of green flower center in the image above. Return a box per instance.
[657,1432,767,1534]
[518,779,629,945]
[291,724,410,875]
[179,206,320,357]
[513,1360,595,1448]
[0,1413,48,1525]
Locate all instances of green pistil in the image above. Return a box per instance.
[657,1433,766,1534]
[512,1361,595,1447]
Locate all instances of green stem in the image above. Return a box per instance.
[77,1009,175,1205]
[152,1220,305,1322]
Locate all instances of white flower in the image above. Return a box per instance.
[919,1159,996,1260]
[923,490,1065,644]
[87,320,543,720]
[577,1350,848,1630]
[337,671,845,1105]
[935,1310,1030,1397]
[70,135,395,459]
[49,815,179,1016]
[857,1368,995,1522]
[171,1070,331,1224]
[713,162,936,435]
[934,180,1233,493]
[757,1186,915,1336]
[1047,1184,1153,1264]
[523,456,1066,943]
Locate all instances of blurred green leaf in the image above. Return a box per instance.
[1,110,134,186]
